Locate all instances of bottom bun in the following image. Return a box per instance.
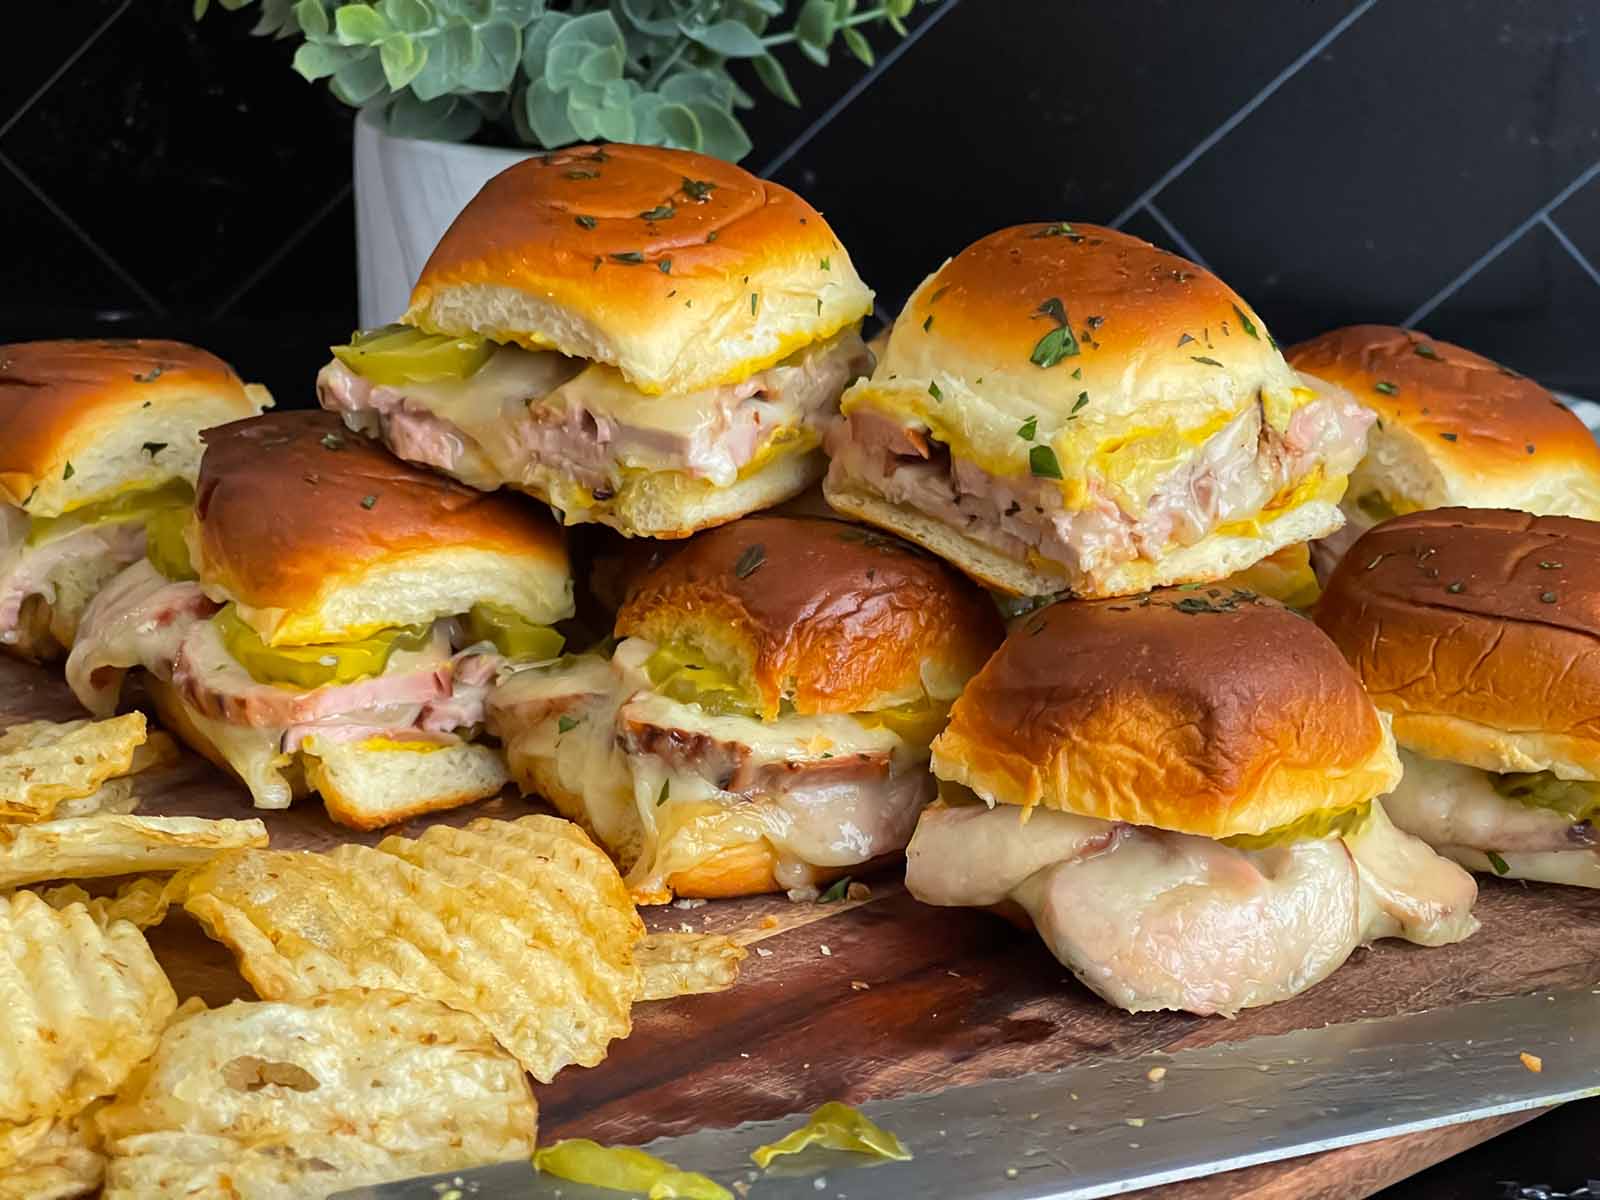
[538,447,824,540]
[824,482,1342,598]
[1,595,66,663]
[302,735,510,831]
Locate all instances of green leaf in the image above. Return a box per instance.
[1030,325,1079,368]
[293,0,330,38]
[798,37,829,67]
[334,4,390,45]
[193,0,210,19]
[841,26,873,65]
[652,101,702,148]
[1029,444,1063,480]
[526,77,580,145]
[743,0,783,15]
[752,53,799,106]
[577,40,624,85]
[409,20,472,101]
[545,11,624,89]
[292,41,357,80]
[688,101,751,161]
[330,52,389,104]
[796,0,838,48]
[384,92,483,140]
[380,0,431,34]
[458,18,521,91]
[618,0,682,37]
[684,19,764,57]
[379,32,427,90]
[520,11,568,80]
[496,0,542,22]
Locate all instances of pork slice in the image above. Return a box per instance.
[172,619,454,729]
[1386,749,1593,854]
[0,520,149,647]
[65,559,219,716]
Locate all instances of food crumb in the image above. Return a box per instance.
[1147,1067,1167,1083]
[732,1182,750,1197]
[813,1178,827,1191]
[678,923,695,933]
[846,882,871,901]
[673,897,707,909]
[1521,1052,1543,1073]
[761,915,780,929]
[1126,1118,1145,1128]
[851,980,869,991]
[947,970,962,978]
[820,944,832,957]
[756,947,774,958]
[1004,1167,1019,1179]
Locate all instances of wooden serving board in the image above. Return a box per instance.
[5,657,1594,1199]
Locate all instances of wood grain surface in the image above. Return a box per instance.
[5,656,1596,1198]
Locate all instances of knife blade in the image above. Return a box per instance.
[334,984,1600,1199]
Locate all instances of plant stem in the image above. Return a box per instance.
[644,35,696,89]
[760,6,894,48]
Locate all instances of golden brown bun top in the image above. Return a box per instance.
[0,339,263,510]
[615,515,1004,719]
[933,588,1400,838]
[1315,507,1600,773]
[194,411,568,626]
[871,222,1295,422]
[406,143,873,395]
[1287,325,1600,489]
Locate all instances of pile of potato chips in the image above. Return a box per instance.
[0,713,746,1198]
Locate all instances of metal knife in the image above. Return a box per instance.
[334,984,1600,1200]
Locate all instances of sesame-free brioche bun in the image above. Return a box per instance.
[1219,541,1321,609]
[0,339,271,516]
[933,588,1400,838]
[1288,325,1600,518]
[405,144,873,396]
[192,412,572,645]
[1315,507,1600,780]
[615,515,1004,720]
[826,223,1362,598]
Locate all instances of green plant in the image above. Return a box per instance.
[195,0,928,160]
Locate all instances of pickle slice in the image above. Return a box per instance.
[215,605,433,689]
[463,604,565,661]
[26,479,193,547]
[144,506,197,581]
[857,698,951,747]
[1222,800,1372,850]
[644,642,757,717]
[330,323,495,386]
[1491,771,1600,822]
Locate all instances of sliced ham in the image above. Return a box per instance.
[1387,750,1596,855]
[905,797,1477,1016]
[65,559,219,716]
[827,384,1373,582]
[0,516,148,649]
[318,332,871,497]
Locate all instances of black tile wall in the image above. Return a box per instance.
[8,0,1600,405]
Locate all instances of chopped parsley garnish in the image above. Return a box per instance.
[927,381,942,402]
[1031,221,1084,241]
[141,442,167,457]
[922,314,933,332]
[609,251,645,265]
[1030,297,1079,368]
[1539,560,1564,569]
[557,714,580,734]
[320,432,345,451]
[574,215,597,229]
[1414,343,1442,360]
[62,462,74,480]
[638,203,675,221]
[360,494,377,510]
[1231,305,1258,339]
[735,543,767,579]
[818,876,853,903]
[657,779,671,806]
[1017,415,1037,440]
[1177,333,1196,347]
[1190,356,1223,367]
[133,365,164,383]
[659,258,672,275]
[1069,391,1089,417]
[682,177,715,201]
[820,256,831,271]
[1446,581,1464,593]
[1441,432,1458,441]
[564,168,599,180]
[929,285,948,304]
[1486,850,1510,876]
[1374,380,1399,395]
[1540,591,1558,604]
[1028,444,1063,479]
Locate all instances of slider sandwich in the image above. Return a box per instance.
[66,412,572,828]
[1288,325,1600,576]
[906,588,1478,1016]
[319,143,874,538]
[487,516,1003,903]
[824,223,1375,598]
[1317,508,1600,888]
[0,339,269,659]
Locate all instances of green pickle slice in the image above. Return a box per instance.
[144,506,197,581]
[645,642,758,717]
[533,1139,731,1199]
[1221,801,1373,850]
[751,1101,913,1167]
[26,479,194,546]
[215,605,433,690]
[1491,771,1600,823]
[330,323,495,386]
[463,604,565,661]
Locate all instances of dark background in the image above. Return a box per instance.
[6,2,1600,1193]
[8,1,1600,406]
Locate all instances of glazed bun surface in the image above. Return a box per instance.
[614,515,1003,719]
[1315,507,1600,779]
[405,144,873,396]
[0,339,270,516]
[1288,325,1600,517]
[193,412,571,644]
[933,588,1400,838]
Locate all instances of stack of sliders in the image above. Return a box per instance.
[823,223,1375,599]
[906,588,1479,1015]
[318,143,874,538]
[1287,324,1600,576]
[1,339,270,660]
[487,515,1003,903]
[65,410,572,828]
[1317,507,1600,889]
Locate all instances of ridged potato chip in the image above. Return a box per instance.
[0,890,175,1126]
[183,815,644,1082]
[98,989,539,1200]
[0,815,269,889]
[51,777,138,820]
[0,1112,103,1200]
[35,877,183,931]
[0,714,146,822]
[637,932,747,1001]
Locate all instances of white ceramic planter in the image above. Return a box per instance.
[354,106,531,328]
